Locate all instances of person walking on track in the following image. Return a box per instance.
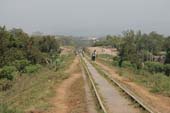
[91,50,97,61]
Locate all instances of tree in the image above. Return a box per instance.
[118,30,144,69]
[165,48,170,64]
[38,36,60,53]
[147,32,164,54]
[118,43,126,67]
[164,37,170,50]
[0,26,10,67]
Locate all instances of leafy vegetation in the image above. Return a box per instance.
[93,30,170,76]
[0,66,16,80]
[0,25,64,75]
[25,64,41,74]
[144,61,165,73]
[93,30,170,96]
[0,26,75,112]
[165,48,170,64]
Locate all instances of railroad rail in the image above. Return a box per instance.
[80,56,108,113]
[93,63,161,113]
[81,54,161,113]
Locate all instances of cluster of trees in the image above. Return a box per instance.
[0,26,61,81]
[93,35,122,48]
[93,30,170,76]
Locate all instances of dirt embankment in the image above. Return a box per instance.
[49,57,87,113]
[96,61,170,113]
[87,47,118,56]
[60,46,73,55]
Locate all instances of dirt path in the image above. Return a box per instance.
[83,57,141,113]
[67,74,87,113]
[50,57,85,113]
[96,60,170,113]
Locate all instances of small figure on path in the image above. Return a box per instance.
[91,50,96,61]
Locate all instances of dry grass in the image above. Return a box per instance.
[0,54,75,113]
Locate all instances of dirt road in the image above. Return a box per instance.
[83,57,141,113]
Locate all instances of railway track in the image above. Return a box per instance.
[81,55,159,113]
[80,56,108,113]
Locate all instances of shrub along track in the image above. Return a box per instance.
[95,59,170,113]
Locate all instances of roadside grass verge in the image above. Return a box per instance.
[0,53,75,112]
[119,68,170,96]
[97,54,113,60]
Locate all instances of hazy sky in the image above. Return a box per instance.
[0,0,170,36]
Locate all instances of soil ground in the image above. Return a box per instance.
[87,47,118,56]
[28,56,97,113]
[49,56,97,113]
[60,46,73,55]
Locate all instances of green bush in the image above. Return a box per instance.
[112,56,119,66]
[112,61,119,66]
[144,61,164,73]
[54,58,63,71]
[112,59,134,68]
[113,56,119,61]
[14,60,30,74]
[149,73,170,96]
[122,61,133,68]
[164,64,170,76]
[25,64,41,74]
[99,54,113,59]
[0,66,16,80]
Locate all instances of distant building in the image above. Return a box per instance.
[88,37,98,43]
[32,31,43,36]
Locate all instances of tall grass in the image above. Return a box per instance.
[119,68,170,96]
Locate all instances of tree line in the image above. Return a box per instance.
[0,26,61,81]
[93,30,170,76]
